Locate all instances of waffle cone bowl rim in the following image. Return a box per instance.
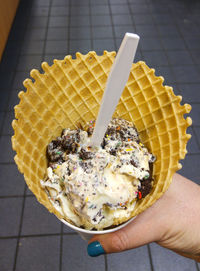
[11,51,192,231]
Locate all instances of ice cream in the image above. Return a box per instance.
[41,118,155,230]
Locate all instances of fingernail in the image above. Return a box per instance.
[87,241,105,257]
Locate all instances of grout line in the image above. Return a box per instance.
[192,126,200,150]
[59,223,63,271]
[88,0,93,49]
[40,0,53,65]
[196,261,200,271]
[104,254,108,271]
[0,232,77,240]
[0,194,34,199]
[13,185,27,271]
[67,0,71,54]
[107,0,118,51]
[147,244,154,271]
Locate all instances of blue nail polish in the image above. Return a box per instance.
[87,241,105,257]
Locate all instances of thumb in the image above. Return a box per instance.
[87,206,163,257]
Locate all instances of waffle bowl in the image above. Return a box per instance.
[11,51,192,230]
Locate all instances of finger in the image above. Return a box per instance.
[87,202,163,256]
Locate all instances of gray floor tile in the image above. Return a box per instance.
[185,126,200,154]
[153,13,175,25]
[32,0,51,7]
[49,16,68,27]
[16,55,42,72]
[15,236,60,271]
[8,90,21,110]
[172,66,200,84]
[130,3,149,14]
[0,164,25,196]
[92,26,113,39]
[71,6,90,15]
[142,51,169,67]
[140,37,163,51]
[43,54,67,65]
[50,6,69,16]
[0,53,19,72]
[45,40,68,54]
[12,71,30,90]
[91,15,112,26]
[69,40,91,54]
[178,83,200,104]
[114,25,136,38]
[2,111,15,135]
[110,4,130,14]
[91,5,109,15]
[133,14,154,25]
[2,40,22,56]
[0,136,16,163]
[31,6,49,17]
[0,90,10,111]
[52,0,69,6]
[62,235,105,271]
[47,27,68,40]
[166,50,194,66]
[189,104,200,126]
[20,40,45,55]
[112,14,132,25]
[62,222,78,233]
[70,27,91,40]
[179,22,200,37]
[107,245,151,271]
[0,197,23,236]
[0,72,15,90]
[0,238,17,271]
[135,24,158,37]
[91,0,108,5]
[193,126,200,147]
[93,39,115,52]
[150,243,197,271]
[0,112,5,128]
[154,66,176,86]
[71,0,90,5]
[70,15,90,27]
[27,16,48,29]
[190,50,200,65]
[178,154,200,185]
[23,27,46,41]
[161,37,187,51]
[158,24,181,37]
[21,196,61,235]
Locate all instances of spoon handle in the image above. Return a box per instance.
[90,33,140,147]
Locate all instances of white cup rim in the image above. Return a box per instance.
[60,215,136,235]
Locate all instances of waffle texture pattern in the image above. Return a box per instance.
[12,51,192,225]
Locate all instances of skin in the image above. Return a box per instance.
[88,173,200,262]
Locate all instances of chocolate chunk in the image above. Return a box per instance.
[130,159,138,168]
[149,154,156,163]
[106,127,115,136]
[47,140,64,162]
[79,148,94,160]
[101,138,107,149]
[87,127,93,136]
[61,137,78,154]
[138,163,153,199]
[110,149,117,156]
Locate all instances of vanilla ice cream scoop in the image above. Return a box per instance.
[41,118,155,230]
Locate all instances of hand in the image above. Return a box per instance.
[87,173,200,262]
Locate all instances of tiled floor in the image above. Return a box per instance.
[0,0,200,270]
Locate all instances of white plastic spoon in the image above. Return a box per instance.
[90,33,140,147]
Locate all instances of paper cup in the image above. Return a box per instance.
[61,216,137,241]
